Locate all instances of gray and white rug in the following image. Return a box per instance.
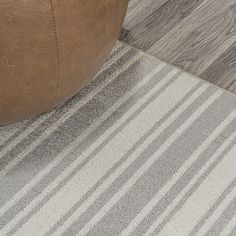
[0,42,236,236]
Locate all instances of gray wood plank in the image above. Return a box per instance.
[123,0,206,51]
[121,0,236,94]
[201,41,236,93]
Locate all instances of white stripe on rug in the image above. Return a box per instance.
[75,91,223,235]
[220,214,236,236]
[195,178,236,235]
[0,112,54,161]
[144,130,236,236]
[0,52,143,180]
[122,111,236,236]
[0,61,167,220]
[7,70,197,236]
[0,43,127,161]
[158,139,236,236]
[51,83,208,236]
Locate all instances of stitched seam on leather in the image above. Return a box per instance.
[49,0,60,102]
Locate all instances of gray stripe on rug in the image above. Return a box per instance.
[0,42,235,236]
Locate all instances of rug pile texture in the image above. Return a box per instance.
[0,42,236,236]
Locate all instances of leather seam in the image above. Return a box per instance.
[49,0,60,103]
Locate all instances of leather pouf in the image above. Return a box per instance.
[0,0,128,125]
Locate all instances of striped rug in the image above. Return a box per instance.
[0,42,236,236]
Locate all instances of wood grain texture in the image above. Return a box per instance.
[121,0,236,94]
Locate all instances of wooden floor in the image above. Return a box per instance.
[120,0,236,94]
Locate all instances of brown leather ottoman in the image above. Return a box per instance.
[0,0,128,125]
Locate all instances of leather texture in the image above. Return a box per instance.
[0,0,128,125]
